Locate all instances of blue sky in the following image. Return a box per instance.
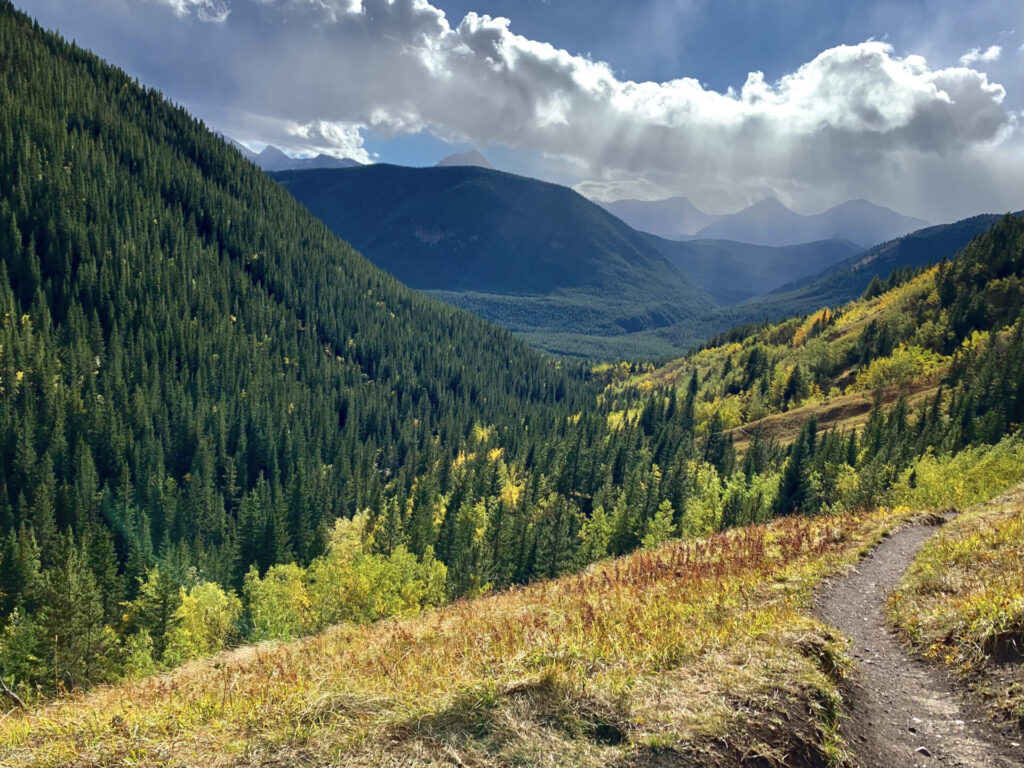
[434,0,1018,91]
[23,0,1024,220]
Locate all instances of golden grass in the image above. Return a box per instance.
[1,509,915,768]
[889,485,1024,729]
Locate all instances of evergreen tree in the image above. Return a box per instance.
[122,566,183,662]
[35,535,112,691]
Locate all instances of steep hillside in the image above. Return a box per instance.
[3,7,1024,760]
[0,0,727,695]
[272,165,715,357]
[694,197,928,248]
[0,507,913,767]
[635,214,1024,454]
[599,196,721,239]
[8,1,958,705]
[643,233,861,304]
[751,212,1009,310]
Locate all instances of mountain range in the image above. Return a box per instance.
[599,196,721,239]
[691,197,929,248]
[273,164,935,357]
[740,212,1012,319]
[229,138,363,171]
[603,195,929,249]
[640,211,1012,351]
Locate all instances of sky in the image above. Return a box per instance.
[21,0,1024,221]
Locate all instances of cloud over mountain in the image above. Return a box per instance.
[31,0,1024,219]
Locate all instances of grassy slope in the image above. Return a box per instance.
[728,378,940,452]
[889,480,1024,731]
[1,509,915,767]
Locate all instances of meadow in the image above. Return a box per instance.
[0,508,913,768]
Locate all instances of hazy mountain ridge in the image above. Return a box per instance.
[228,137,362,171]
[272,164,1006,357]
[436,148,493,168]
[753,212,1013,307]
[636,212,1012,351]
[599,196,722,239]
[643,233,863,304]
[693,197,929,248]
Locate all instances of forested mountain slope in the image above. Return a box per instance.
[273,165,715,357]
[748,212,1010,313]
[635,213,1024,457]
[0,1,682,690]
[642,233,861,304]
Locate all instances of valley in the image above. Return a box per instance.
[273,163,950,358]
[0,2,1021,766]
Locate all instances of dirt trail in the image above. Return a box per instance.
[817,522,1022,768]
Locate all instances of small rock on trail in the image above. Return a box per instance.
[817,523,1022,768]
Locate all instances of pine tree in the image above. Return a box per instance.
[35,535,112,691]
[122,566,183,662]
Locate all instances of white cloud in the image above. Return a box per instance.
[151,0,230,21]
[39,0,1024,219]
[284,120,372,162]
[959,44,1002,65]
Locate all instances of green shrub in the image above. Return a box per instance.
[890,435,1024,509]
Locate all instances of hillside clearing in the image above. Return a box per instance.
[729,376,939,451]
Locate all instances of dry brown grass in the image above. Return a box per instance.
[0,509,915,767]
[729,377,939,451]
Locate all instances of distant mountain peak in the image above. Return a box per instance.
[747,196,792,213]
[231,139,362,172]
[437,149,493,169]
[695,196,928,248]
[599,196,721,239]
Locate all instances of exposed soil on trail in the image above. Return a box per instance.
[817,522,1023,768]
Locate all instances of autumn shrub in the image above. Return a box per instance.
[889,434,1024,510]
[244,513,447,641]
